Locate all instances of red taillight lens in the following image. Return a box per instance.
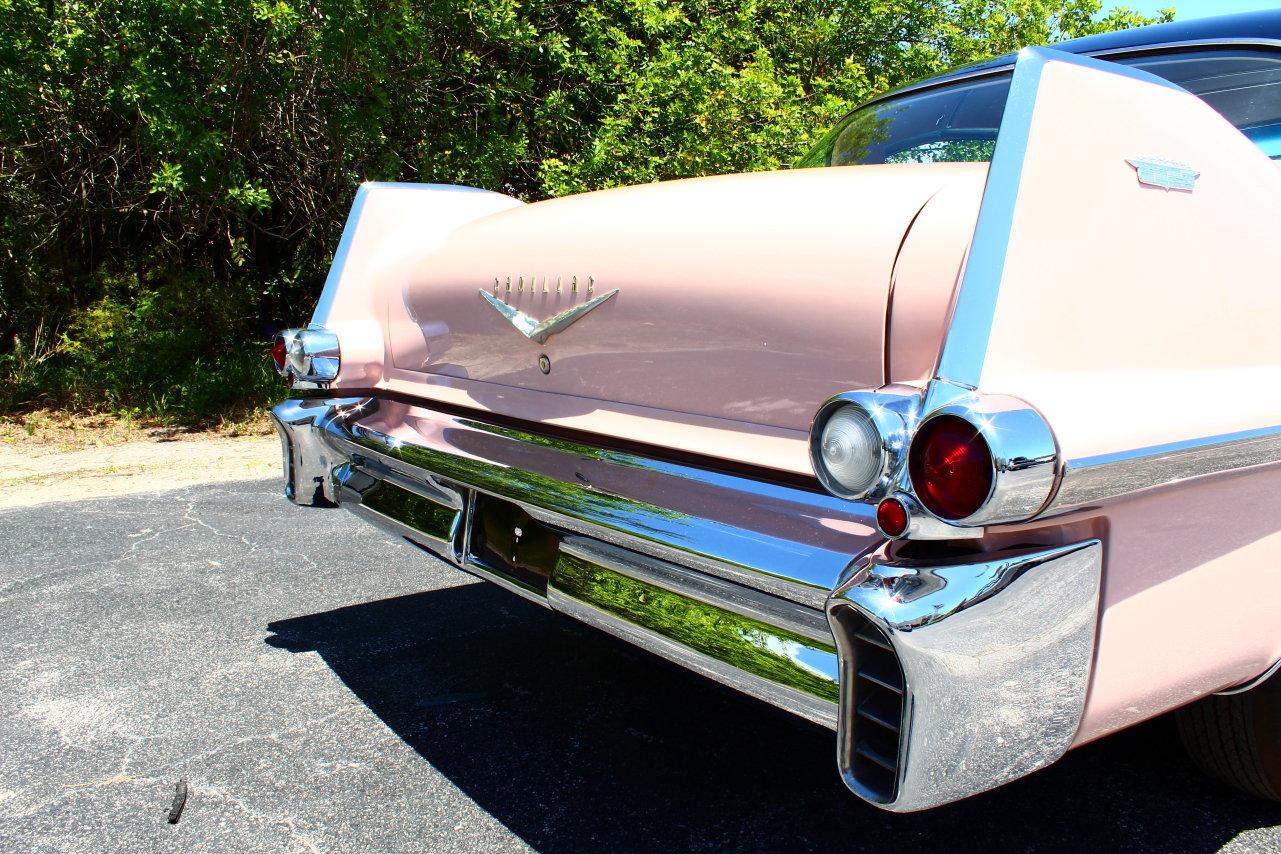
[271,337,288,372]
[909,415,993,520]
[876,497,909,538]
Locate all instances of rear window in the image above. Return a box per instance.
[799,49,1281,167]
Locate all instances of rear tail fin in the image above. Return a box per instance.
[936,47,1281,462]
[311,182,523,387]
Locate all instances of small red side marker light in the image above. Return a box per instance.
[271,337,288,372]
[876,497,909,538]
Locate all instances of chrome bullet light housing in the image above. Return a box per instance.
[810,389,921,501]
[273,326,341,388]
[907,393,1060,526]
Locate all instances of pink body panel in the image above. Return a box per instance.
[377,371,818,474]
[961,57,1281,743]
[887,172,985,384]
[323,166,984,474]
[975,60,1281,460]
[976,461,1281,747]
[1080,463,1281,743]
[396,165,976,432]
[316,183,525,389]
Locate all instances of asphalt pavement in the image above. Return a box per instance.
[2,476,1280,852]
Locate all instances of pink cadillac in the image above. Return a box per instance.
[270,11,1281,811]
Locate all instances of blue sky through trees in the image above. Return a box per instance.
[1123,1,1280,20]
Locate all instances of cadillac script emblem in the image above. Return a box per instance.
[479,275,618,344]
[1125,157,1199,192]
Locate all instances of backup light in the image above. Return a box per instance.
[810,390,919,502]
[819,405,884,497]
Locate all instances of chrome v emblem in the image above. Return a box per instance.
[478,288,618,344]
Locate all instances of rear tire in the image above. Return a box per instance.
[1176,664,1281,801]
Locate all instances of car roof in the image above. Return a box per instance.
[876,9,1281,105]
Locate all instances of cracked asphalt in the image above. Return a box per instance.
[3,475,1281,852]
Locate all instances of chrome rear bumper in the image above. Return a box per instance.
[829,541,1102,811]
[272,396,1102,810]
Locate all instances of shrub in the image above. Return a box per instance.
[1,258,279,419]
[0,0,1172,422]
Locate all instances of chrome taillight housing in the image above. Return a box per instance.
[811,387,1059,538]
[273,326,340,388]
[809,389,921,501]
[908,394,1058,527]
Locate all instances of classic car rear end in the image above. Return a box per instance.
[272,11,1281,811]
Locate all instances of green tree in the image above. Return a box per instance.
[0,0,1172,419]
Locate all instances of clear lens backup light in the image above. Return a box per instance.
[810,390,919,502]
[819,405,885,498]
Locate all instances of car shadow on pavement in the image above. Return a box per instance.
[266,580,1281,852]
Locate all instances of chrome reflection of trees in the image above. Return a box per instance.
[351,426,685,535]
[885,139,997,163]
[554,553,839,703]
[360,480,460,544]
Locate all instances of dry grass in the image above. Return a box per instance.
[0,408,274,456]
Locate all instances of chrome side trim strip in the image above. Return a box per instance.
[1046,425,1281,513]
[1217,656,1281,696]
[827,540,1102,811]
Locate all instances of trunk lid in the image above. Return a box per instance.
[397,164,979,433]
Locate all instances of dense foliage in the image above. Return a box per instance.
[0,0,1170,420]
